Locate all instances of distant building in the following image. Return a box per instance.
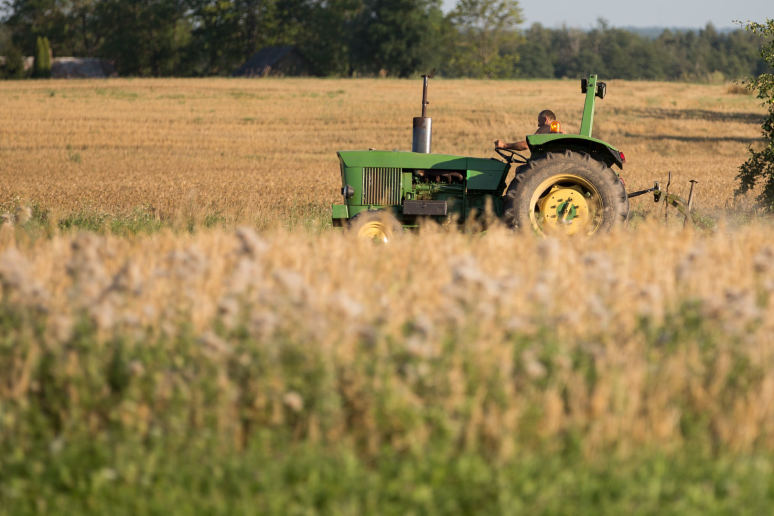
[233,46,313,77]
[0,56,116,78]
[51,58,116,78]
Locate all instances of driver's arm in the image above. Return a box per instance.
[494,139,528,151]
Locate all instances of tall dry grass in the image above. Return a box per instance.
[0,78,766,226]
[2,222,774,457]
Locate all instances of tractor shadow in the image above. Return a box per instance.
[621,133,763,144]
[614,107,765,125]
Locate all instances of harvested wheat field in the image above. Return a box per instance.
[0,78,767,225]
[2,79,774,514]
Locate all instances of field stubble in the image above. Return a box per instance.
[0,78,767,225]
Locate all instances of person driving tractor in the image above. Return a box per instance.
[494,109,560,151]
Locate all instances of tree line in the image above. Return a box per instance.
[0,0,769,81]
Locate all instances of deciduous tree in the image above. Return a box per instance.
[736,19,774,210]
[97,0,191,76]
[351,0,441,77]
[447,0,522,78]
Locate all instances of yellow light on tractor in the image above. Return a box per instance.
[550,120,562,133]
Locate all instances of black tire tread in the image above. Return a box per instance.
[503,150,629,234]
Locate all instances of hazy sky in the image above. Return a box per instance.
[441,0,770,29]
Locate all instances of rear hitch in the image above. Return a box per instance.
[627,173,699,226]
[627,181,661,200]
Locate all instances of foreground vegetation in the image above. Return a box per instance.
[3,222,774,513]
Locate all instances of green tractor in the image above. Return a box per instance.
[332,74,634,240]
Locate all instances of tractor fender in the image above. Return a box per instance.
[526,134,624,169]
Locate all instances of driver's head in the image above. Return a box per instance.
[537,110,556,129]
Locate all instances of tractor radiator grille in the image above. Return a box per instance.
[362,167,402,205]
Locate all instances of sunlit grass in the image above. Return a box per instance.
[0,78,766,225]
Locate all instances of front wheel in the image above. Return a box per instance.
[503,151,629,236]
[348,211,402,243]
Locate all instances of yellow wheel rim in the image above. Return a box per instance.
[356,221,392,243]
[528,174,604,236]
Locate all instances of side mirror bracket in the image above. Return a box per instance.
[596,82,606,99]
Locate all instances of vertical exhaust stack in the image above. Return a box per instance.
[412,74,432,153]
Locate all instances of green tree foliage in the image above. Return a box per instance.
[2,0,100,56]
[66,0,102,55]
[185,0,238,75]
[0,0,769,79]
[296,0,363,76]
[96,0,191,76]
[2,44,26,78]
[0,23,26,78]
[186,0,264,76]
[4,0,64,54]
[186,0,319,76]
[447,0,522,78]
[33,35,50,77]
[736,19,774,211]
[513,23,553,77]
[351,0,442,77]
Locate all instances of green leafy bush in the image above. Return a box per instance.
[736,19,774,210]
[1,44,26,79]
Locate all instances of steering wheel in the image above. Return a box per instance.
[495,147,528,164]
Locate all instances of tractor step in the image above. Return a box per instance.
[403,200,448,216]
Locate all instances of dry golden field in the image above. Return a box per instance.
[0,78,767,225]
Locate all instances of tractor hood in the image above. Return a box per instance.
[337,150,504,173]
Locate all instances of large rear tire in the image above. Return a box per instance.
[503,151,629,236]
